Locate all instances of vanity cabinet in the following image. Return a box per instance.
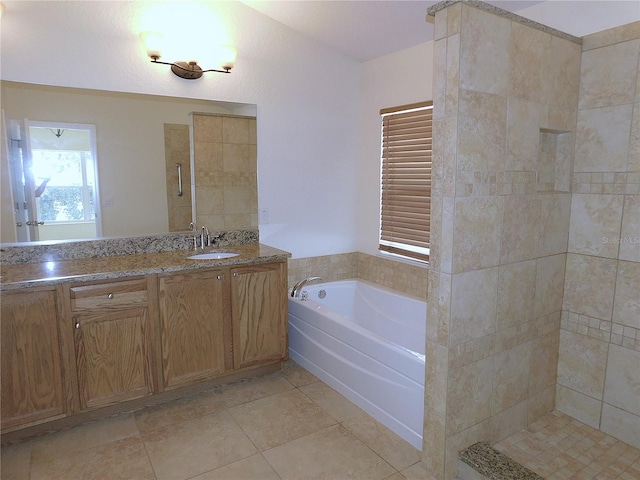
[157,269,231,389]
[1,289,66,430]
[231,262,288,369]
[66,278,157,411]
[1,255,289,436]
[157,260,288,389]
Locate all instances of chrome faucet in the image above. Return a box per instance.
[290,276,322,298]
[189,223,199,251]
[200,226,210,251]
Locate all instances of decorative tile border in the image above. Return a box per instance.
[454,169,640,196]
[561,310,640,351]
[456,170,570,196]
[572,172,640,195]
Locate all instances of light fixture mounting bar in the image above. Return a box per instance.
[150,57,231,80]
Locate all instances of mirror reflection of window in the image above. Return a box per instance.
[9,121,102,242]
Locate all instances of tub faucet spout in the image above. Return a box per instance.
[290,276,322,298]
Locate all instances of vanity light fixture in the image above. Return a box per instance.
[140,32,235,80]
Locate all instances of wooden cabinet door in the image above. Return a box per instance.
[74,308,154,410]
[231,262,287,369]
[1,289,65,430]
[158,269,230,389]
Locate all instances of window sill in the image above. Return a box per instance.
[377,250,429,269]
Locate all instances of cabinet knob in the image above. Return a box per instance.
[107,293,114,299]
[75,322,81,329]
[233,272,238,277]
[217,275,223,280]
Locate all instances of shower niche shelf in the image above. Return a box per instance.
[537,128,573,193]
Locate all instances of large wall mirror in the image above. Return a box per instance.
[0,81,257,244]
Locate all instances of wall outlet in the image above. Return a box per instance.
[259,208,269,224]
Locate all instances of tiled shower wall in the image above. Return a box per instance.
[557,22,640,449]
[191,113,258,230]
[426,3,581,478]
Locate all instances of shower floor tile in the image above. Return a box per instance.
[495,410,640,479]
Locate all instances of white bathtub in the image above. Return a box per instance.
[288,279,426,449]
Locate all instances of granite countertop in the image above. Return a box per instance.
[0,243,291,291]
[459,442,544,480]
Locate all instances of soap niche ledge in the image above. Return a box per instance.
[537,128,573,193]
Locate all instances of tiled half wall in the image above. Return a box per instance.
[427,2,581,478]
[287,252,428,300]
[426,3,639,478]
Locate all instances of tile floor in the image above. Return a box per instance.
[3,362,639,480]
[0,361,432,480]
[495,410,640,480]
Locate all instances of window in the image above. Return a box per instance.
[27,124,99,227]
[32,149,96,223]
[379,101,432,263]
[8,120,102,242]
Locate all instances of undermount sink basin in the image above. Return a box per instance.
[188,252,240,260]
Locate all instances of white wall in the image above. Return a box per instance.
[357,41,434,256]
[5,2,630,260]
[516,1,640,37]
[0,0,362,258]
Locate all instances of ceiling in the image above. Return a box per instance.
[2,0,638,68]
[240,0,640,62]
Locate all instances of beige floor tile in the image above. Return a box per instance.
[143,410,257,480]
[30,413,139,464]
[342,415,421,471]
[401,461,439,480]
[30,436,154,480]
[280,360,318,387]
[299,381,365,422]
[229,389,336,451]
[191,453,280,480]
[383,473,407,480]
[211,372,295,407]
[135,388,231,434]
[263,424,396,480]
[1,441,32,480]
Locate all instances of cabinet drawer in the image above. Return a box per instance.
[70,279,147,312]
